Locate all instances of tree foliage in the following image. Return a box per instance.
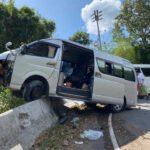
[115,0,150,47]
[112,38,138,63]
[112,0,150,63]
[69,31,91,45]
[0,3,55,52]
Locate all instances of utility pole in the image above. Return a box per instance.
[91,10,102,50]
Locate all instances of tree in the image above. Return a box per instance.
[112,0,150,63]
[0,3,55,52]
[114,0,150,47]
[112,38,138,63]
[69,31,91,45]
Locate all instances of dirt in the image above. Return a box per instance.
[31,105,113,150]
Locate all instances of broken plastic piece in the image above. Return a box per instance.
[80,129,103,140]
[74,141,84,144]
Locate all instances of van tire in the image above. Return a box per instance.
[23,80,44,102]
[110,104,124,113]
[109,97,126,113]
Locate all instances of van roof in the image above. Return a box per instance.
[41,38,132,67]
[133,64,150,68]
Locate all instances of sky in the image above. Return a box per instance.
[11,0,122,45]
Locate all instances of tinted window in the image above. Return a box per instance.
[97,59,105,73]
[124,67,135,81]
[97,59,113,75]
[105,62,112,75]
[27,43,57,58]
[141,68,150,77]
[113,64,123,78]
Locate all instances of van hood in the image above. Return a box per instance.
[0,49,20,61]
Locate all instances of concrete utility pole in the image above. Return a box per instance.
[91,10,102,50]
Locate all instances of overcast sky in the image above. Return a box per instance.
[2,0,122,44]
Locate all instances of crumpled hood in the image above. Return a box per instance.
[0,49,20,61]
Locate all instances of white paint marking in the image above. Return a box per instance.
[108,113,120,150]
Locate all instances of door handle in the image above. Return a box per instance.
[95,72,101,78]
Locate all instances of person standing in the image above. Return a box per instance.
[137,72,148,99]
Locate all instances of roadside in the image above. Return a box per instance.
[32,103,113,150]
[112,99,150,150]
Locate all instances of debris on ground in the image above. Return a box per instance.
[32,104,112,150]
[80,129,103,140]
[74,141,84,145]
[59,115,68,124]
[71,117,80,128]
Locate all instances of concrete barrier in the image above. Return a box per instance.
[0,99,58,150]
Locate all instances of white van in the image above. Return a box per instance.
[134,64,150,94]
[2,39,137,112]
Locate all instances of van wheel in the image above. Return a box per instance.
[23,80,44,102]
[110,104,124,113]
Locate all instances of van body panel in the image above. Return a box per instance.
[10,42,61,92]
[92,60,124,105]
[3,38,137,108]
[124,80,137,106]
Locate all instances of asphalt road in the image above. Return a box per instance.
[113,99,150,150]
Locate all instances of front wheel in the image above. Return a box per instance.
[23,80,45,102]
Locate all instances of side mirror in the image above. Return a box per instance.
[5,42,12,48]
[5,42,15,56]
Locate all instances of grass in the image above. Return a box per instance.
[0,85,25,114]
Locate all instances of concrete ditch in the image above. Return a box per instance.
[0,98,58,150]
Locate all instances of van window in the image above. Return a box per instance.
[97,59,105,73]
[96,59,112,75]
[105,62,112,75]
[113,64,123,78]
[27,43,57,58]
[48,45,57,58]
[141,68,150,77]
[124,67,135,81]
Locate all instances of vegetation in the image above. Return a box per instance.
[69,31,91,45]
[112,0,150,63]
[0,86,25,113]
[0,2,55,52]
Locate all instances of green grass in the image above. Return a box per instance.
[0,85,25,113]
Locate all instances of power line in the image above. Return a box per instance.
[91,10,103,50]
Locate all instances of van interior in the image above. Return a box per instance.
[57,42,94,100]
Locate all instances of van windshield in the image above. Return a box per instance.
[141,68,150,77]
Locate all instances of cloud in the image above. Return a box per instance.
[81,0,122,35]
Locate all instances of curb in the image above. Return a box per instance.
[108,113,120,150]
[0,99,58,150]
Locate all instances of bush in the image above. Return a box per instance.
[0,86,25,113]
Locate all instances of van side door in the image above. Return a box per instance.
[92,58,124,105]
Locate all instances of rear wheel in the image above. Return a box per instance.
[110,104,124,113]
[23,80,45,102]
[110,99,126,113]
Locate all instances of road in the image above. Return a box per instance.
[113,99,150,150]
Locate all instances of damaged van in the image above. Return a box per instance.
[1,39,137,112]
